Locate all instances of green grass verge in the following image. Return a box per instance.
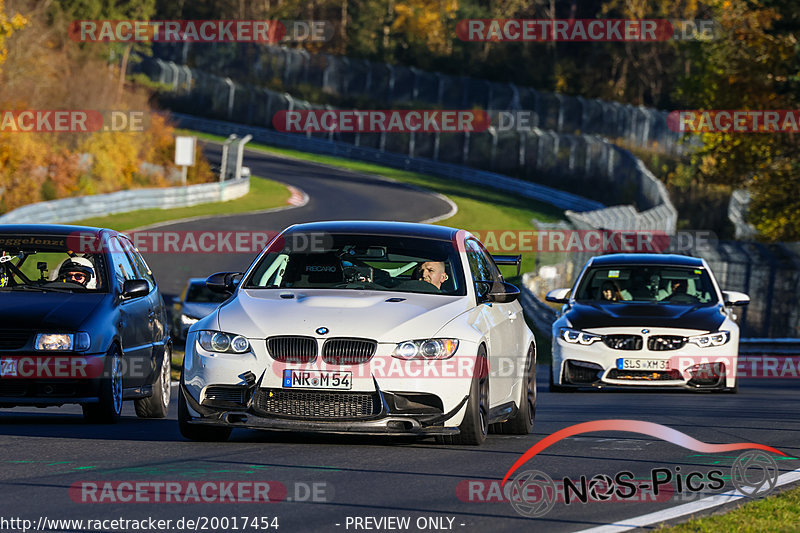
[657,485,800,532]
[73,176,292,232]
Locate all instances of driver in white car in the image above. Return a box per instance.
[417,261,448,290]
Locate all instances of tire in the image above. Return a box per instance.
[178,381,232,442]
[494,344,536,435]
[134,345,172,418]
[83,345,123,424]
[548,362,575,393]
[437,346,489,446]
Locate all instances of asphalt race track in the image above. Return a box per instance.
[0,145,798,533]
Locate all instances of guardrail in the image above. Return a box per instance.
[173,113,603,213]
[0,177,249,225]
[141,57,679,231]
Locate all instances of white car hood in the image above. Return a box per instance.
[217,289,470,341]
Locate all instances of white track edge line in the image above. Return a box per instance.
[573,468,800,533]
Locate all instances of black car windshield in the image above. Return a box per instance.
[244,233,465,296]
[575,265,718,304]
[0,235,108,292]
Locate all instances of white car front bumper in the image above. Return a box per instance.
[552,326,739,390]
[181,332,479,435]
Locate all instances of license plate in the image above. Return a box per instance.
[282,370,352,390]
[0,358,17,377]
[617,358,670,371]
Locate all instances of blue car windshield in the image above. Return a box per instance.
[0,236,108,292]
[575,265,717,304]
[244,233,466,296]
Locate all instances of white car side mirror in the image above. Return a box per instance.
[722,290,750,307]
[545,288,571,304]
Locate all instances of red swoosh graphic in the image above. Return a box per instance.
[501,419,785,486]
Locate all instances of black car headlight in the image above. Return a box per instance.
[559,328,603,345]
[197,330,250,354]
[35,332,90,352]
[687,331,730,347]
[393,339,459,360]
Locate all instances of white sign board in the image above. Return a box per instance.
[174,136,196,166]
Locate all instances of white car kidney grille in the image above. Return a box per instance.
[266,336,318,363]
[253,389,377,419]
[647,335,687,351]
[603,335,643,350]
[321,338,377,365]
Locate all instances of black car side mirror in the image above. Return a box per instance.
[476,281,520,304]
[206,272,242,294]
[122,279,149,299]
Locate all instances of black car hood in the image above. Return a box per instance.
[0,291,105,330]
[565,301,726,331]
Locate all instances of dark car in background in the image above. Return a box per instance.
[0,225,171,422]
[171,277,229,341]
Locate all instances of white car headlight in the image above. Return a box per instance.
[393,339,459,360]
[687,331,730,347]
[198,330,250,354]
[180,314,199,327]
[560,328,603,345]
[35,332,90,352]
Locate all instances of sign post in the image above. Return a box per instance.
[174,136,196,187]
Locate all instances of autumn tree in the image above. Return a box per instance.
[675,0,800,240]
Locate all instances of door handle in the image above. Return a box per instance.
[148,310,156,321]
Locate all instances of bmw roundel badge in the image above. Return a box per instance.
[316,327,329,335]
[641,329,650,334]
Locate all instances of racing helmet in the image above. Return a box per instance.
[58,257,96,288]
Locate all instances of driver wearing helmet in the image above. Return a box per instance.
[58,257,96,288]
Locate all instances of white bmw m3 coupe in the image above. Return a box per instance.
[547,254,749,393]
[179,221,537,444]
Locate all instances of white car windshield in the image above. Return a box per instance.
[575,265,717,304]
[244,234,466,296]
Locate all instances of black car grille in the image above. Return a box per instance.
[564,361,603,384]
[603,335,643,351]
[322,338,377,365]
[0,330,32,350]
[203,385,246,407]
[266,336,317,363]
[607,369,682,381]
[253,389,377,419]
[0,381,28,396]
[647,335,687,351]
